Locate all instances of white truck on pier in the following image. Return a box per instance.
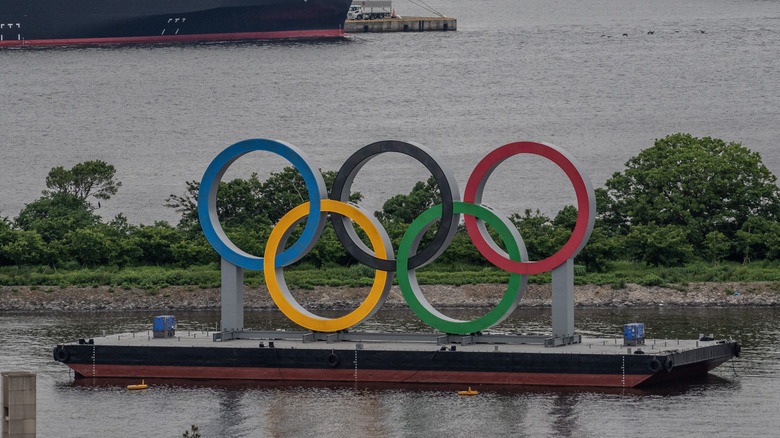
[347,1,394,20]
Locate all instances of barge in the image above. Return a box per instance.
[53,329,739,388]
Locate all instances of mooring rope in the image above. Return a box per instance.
[406,0,444,17]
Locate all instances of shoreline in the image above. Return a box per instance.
[1,282,778,313]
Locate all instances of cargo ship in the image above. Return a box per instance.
[0,0,352,47]
[53,325,740,388]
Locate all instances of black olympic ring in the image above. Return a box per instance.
[329,140,461,271]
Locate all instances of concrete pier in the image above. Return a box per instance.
[220,257,244,332]
[345,17,456,33]
[2,372,36,438]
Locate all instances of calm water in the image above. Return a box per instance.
[1,307,779,437]
[1,0,778,224]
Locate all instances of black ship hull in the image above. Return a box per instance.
[53,334,739,388]
[0,0,351,46]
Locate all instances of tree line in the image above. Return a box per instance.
[1,134,779,273]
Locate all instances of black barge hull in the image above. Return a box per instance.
[53,332,740,388]
[0,0,351,46]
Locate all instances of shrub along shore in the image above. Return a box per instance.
[1,259,779,312]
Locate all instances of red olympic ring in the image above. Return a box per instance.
[463,141,596,275]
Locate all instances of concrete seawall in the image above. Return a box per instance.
[345,17,456,33]
[2,282,778,312]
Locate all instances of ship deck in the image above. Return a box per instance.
[66,329,725,356]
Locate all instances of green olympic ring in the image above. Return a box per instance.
[397,202,528,334]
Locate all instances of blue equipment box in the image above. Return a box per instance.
[623,323,645,346]
[624,323,644,339]
[154,315,175,331]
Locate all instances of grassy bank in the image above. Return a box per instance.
[1,260,779,293]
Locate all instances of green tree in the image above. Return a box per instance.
[257,167,312,225]
[549,204,619,272]
[373,175,441,256]
[625,222,694,267]
[0,216,13,265]
[166,174,269,233]
[375,175,440,225]
[703,230,730,266]
[734,216,774,264]
[165,167,364,267]
[298,224,352,268]
[165,180,201,233]
[765,221,780,260]
[62,222,144,267]
[15,193,98,243]
[171,234,217,266]
[166,167,359,232]
[552,205,578,230]
[44,160,121,204]
[601,133,780,259]
[108,213,136,235]
[132,222,184,265]
[509,209,561,262]
[104,214,144,266]
[259,167,362,224]
[65,225,116,267]
[1,230,46,266]
[594,187,627,237]
[575,227,619,273]
[431,225,491,268]
[216,173,269,227]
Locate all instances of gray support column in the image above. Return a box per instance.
[221,257,244,331]
[2,371,36,438]
[551,258,574,338]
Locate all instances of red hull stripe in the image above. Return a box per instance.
[0,29,345,47]
[69,364,652,388]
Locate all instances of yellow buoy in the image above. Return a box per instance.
[127,380,148,390]
[458,387,478,396]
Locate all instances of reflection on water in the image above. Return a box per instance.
[2,307,779,436]
[550,392,579,437]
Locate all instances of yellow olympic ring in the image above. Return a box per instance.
[263,199,394,332]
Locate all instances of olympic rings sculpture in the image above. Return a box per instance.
[198,139,595,335]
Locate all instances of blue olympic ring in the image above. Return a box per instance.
[197,139,327,270]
